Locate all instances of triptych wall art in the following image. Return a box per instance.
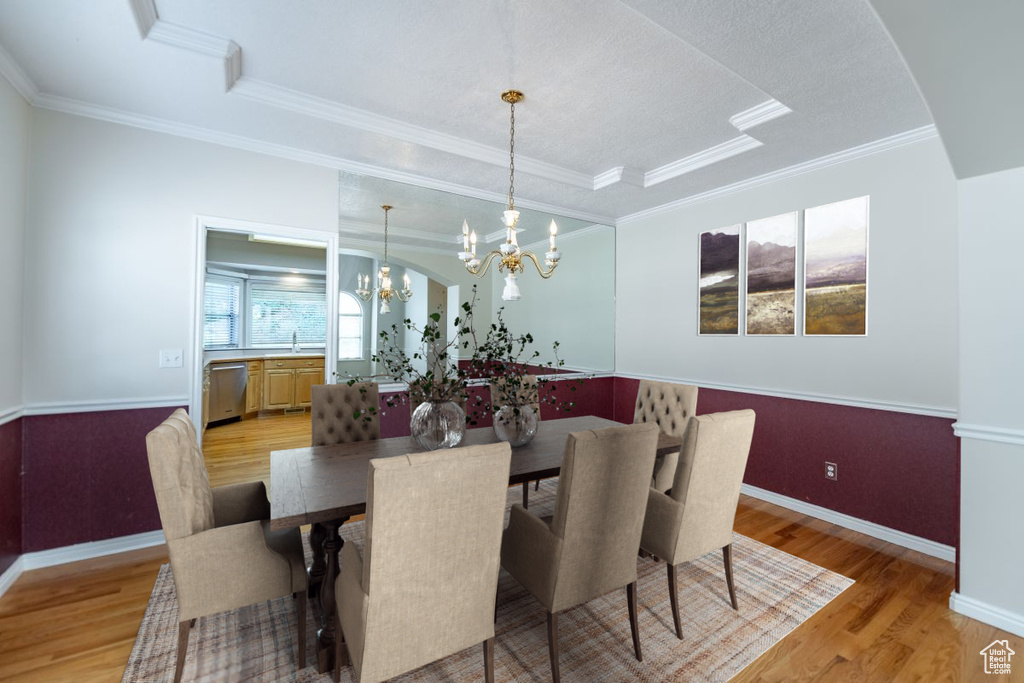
[698,195,868,336]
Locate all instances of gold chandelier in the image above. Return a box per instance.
[457,90,560,301]
[356,204,411,314]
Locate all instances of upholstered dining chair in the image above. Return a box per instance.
[146,409,307,683]
[490,375,542,508]
[312,382,380,446]
[633,379,698,493]
[500,422,660,683]
[333,442,512,683]
[639,409,756,639]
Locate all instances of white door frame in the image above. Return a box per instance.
[189,215,339,441]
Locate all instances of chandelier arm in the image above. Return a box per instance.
[395,290,411,302]
[465,250,502,278]
[520,251,558,279]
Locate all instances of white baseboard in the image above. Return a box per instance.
[0,556,25,600]
[741,483,956,562]
[20,529,166,572]
[950,591,1024,638]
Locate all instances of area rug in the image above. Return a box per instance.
[122,480,853,682]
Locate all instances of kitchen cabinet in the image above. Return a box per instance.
[245,360,263,414]
[262,357,325,410]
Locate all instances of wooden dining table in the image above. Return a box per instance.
[269,414,682,674]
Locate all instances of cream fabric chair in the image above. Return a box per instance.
[334,442,513,683]
[500,422,660,683]
[146,409,307,683]
[312,382,380,446]
[490,375,542,508]
[640,409,756,639]
[633,380,698,493]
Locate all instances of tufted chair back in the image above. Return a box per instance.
[489,375,541,419]
[145,408,214,541]
[633,380,698,492]
[312,382,381,446]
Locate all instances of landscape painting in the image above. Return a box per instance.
[804,196,868,335]
[699,225,741,335]
[746,212,797,335]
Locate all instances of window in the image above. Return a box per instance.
[203,276,241,348]
[338,292,364,360]
[250,283,327,347]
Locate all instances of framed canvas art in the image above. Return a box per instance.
[803,196,869,335]
[745,212,797,335]
[698,225,741,335]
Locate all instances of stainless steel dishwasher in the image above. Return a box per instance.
[209,362,247,423]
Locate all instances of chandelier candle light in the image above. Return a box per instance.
[457,90,561,301]
[356,204,412,314]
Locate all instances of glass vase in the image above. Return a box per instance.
[493,404,539,447]
[410,400,466,451]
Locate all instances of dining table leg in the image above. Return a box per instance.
[316,517,349,674]
[307,522,327,598]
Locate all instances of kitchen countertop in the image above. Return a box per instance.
[204,352,325,367]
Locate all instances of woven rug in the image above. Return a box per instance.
[123,480,852,682]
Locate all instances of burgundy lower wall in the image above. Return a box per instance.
[612,377,958,547]
[0,417,22,575]
[14,376,957,555]
[21,407,179,552]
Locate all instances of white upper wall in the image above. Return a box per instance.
[616,137,958,413]
[22,109,338,405]
[0,74,30,414]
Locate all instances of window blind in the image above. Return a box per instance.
[203,277,241,348]
[250,284,327,346]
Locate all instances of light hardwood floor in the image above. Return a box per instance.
[0,415,1017,682]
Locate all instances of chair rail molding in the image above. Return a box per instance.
[951,422,1024,447]
[614,372,957,419]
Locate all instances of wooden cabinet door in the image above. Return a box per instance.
[245,370,262,413]
[294,368,323,408]
[263,369,295,409]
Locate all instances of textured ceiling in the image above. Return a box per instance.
[0,0,932,237]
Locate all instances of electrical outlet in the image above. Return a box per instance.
[159,349,183,368]
[825,461,838,481]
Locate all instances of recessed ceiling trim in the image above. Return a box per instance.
[729,99,792,131]
[127,0,157,39]
[593,166,645,190]
[644,134,763,187]
[0,44,38,101]
[337,234,454,257]
[619,124,938,224]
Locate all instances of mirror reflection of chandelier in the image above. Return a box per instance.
[356,204,412,314]
[456,90,561,301]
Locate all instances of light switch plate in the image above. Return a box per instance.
[159,349,183,368]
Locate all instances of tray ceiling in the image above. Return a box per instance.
[0,0,932,235]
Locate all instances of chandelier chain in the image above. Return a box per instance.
[508,99,515,212]
[383,205,389,263]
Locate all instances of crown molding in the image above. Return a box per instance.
[337,218,455,245]
[645,134,763,187]
[232,78,595,189]
[337,234,453,256]
[29,92,614,225]
[522,223,613,250]
[729,99,792,131]
[619,124,939,224]
[0,44,39,102]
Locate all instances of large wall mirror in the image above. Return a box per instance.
[333,171,615,380]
